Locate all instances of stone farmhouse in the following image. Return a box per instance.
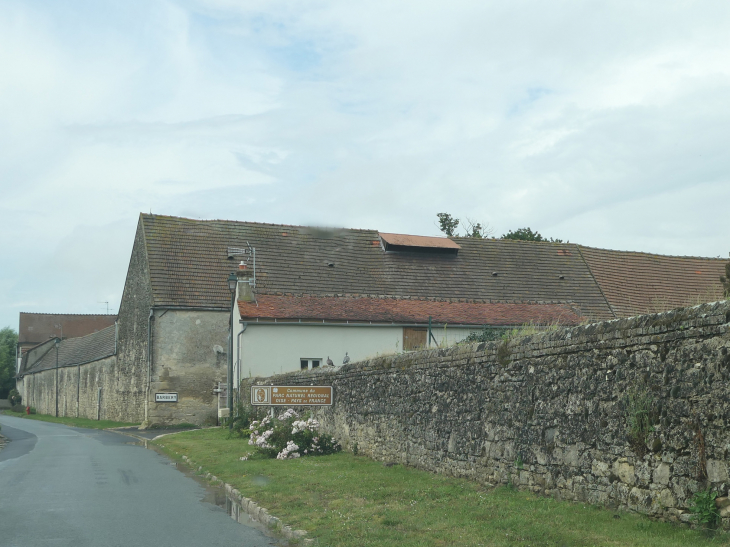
[16,213,727,426]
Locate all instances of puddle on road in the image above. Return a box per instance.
[126,438,287,545]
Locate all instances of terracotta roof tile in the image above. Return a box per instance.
[578,246,726,317]
[18,313,117,345]
[238,295,582,325]
[379,232,461,249]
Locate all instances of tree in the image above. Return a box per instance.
[463,218,493,239]
[437,213,459,237]
[501,227,564,243]
[0,327,18,399]
[437,213,493,238]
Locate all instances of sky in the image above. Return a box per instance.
[2,0,730,330]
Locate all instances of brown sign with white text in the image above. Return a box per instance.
[251,385,332,406]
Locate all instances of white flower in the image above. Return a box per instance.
[276,440,301,459]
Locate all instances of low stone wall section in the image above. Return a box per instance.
[245,301,730,526]
[23,355,145,422]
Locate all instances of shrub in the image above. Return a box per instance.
[228,402,266,439]
[462,327,503,344]
[248,408,341,459]
[690,488,720,528]
[8,389,21,406]
[11,404,25,413]
[625,384,654,456]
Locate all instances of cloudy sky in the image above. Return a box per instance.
[2,0,729,330]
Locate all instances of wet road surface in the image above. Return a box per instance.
[0,415,281,547]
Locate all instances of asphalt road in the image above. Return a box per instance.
[0,415,280,547]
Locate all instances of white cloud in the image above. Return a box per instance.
[2,0,730,329]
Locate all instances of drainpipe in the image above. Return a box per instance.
[145,309,154,424]
[228,288,235,431]
[235,263,255,412]
[55,339,60,417]
[97,387,102,421]
[236,323,248,402]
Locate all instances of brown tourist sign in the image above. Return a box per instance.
[251,386,333,406]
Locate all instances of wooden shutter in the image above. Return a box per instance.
[403,328,427,351]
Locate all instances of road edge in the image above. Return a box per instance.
[116,428,314,546]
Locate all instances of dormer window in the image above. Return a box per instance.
[379,233,460,256]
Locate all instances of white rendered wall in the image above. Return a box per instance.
[234,321,487,380]
[237,324,401,378]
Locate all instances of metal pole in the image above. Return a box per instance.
[428,316,432,347]
[228,289,235,430]
[55,342,59,417]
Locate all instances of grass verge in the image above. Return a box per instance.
[1,410,138,430]
[153,428,729,547]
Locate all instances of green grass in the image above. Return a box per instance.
[1,410,139,430]
[153,428,729,547]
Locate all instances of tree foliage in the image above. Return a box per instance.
[436,213,459,237]
[0,327,18,399]
[437,213,493,238]
[438,215,563,242]
[501,227,564,243]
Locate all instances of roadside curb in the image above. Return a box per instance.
[106,427,202,442]
[178,453,314,546]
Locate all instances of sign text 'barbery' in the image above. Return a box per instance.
[251,386,332,406]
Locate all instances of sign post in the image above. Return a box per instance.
[251,386,333,406]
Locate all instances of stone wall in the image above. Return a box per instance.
[246,301,730,525]
[148,309,229,425]
[115,217,154,424]
[24,356,117,420]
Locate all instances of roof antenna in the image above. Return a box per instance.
[98,301,111,314]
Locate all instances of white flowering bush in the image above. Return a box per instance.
[248,409,341,459]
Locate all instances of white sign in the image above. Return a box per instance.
[155,392,178,403]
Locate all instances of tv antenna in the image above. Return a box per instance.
[227,241,256,288]
[98,301,112,314]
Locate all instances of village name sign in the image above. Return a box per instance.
[251,386,333,406]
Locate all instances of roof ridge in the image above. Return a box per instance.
[141,213,379,234]
[578,244,728,261]
[19,312,117,316]
[451,237,573,246]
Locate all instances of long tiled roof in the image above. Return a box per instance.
[21,325,116,375]
[141,214,727,320]
[238,295,582,325]
[141,214,615,320]
[18,313,117,345]
[577,246,727,318]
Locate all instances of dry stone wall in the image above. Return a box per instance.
[23,356,121,421]
[246,301,730,526]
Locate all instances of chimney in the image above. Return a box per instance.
[236,261,254,302]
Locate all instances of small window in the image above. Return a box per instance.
[299,358,323,370]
